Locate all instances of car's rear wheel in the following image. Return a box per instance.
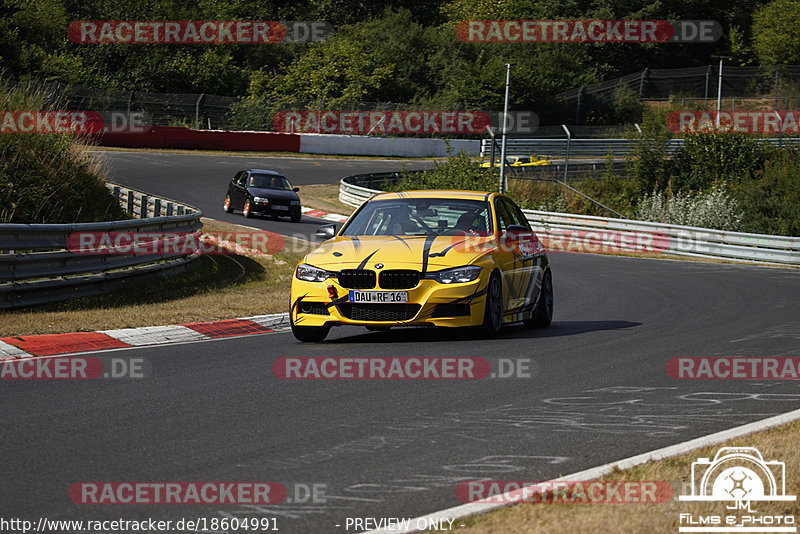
[525,269,553,328]
[243,199,253,218]
[291,318,330,342]
[480,273,503,338]
[223,195,234,213]
[291,213,301,223]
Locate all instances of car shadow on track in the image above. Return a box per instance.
[326,320,640,344]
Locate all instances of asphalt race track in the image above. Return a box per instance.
[2,154,800,532]
[92,151,436,241]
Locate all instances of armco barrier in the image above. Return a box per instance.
[479,137,800,158]
[339,173,800,265]
[0,183,203,309]
[299,133,480,157]
[97,126,301,152]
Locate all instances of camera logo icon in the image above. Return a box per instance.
[680,447,796,503]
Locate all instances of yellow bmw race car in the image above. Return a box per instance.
[289,190,553,342]
[480,155,552,168]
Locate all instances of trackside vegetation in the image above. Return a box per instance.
[0,79,126,223]
[388,114,800,236]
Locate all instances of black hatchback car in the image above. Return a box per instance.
[224,169,302,222]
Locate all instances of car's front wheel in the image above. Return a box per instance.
[525,269,553,328]
[291,212,302,223]
[291,316,330,342]
[480,273,503,338]
[243,199,253,218]
[223,195,234,213]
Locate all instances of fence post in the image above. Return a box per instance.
[140,195,149,219]
[637,68,649,100]
[127,190,134,215]
[154,198,161,217]
[561,124,571,183]
[774,70,780,109]
[195,94,204,129]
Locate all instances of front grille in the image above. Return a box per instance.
[338,269,376,289]
[379,270,420,289]
[432,303,471,317]
[298,301,330,316]
[338,303,421,322]
[270,198,290,206]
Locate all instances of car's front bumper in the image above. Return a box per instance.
[290,273,491,329]
[251,201,300,217]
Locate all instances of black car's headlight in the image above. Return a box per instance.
[290,200,301,206]
[296,263,335,282]
[426,266,482,284]
[253,196,269,203]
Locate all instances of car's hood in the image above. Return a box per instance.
[304,235,497,271]
[247,187,298,200]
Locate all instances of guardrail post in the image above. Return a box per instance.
[113,186,120,203]
[127,190,135,215]
[177,206,185,215]
[140,195,149,219]
[154,198,161,217]
[166,202,174,216]
[561,125,571,182]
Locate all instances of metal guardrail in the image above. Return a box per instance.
[339,173,800,266]
[479,137,800,158]
[0,183,203,309]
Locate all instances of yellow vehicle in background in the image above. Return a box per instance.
[480,155,552,168]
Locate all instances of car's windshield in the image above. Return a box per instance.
[248,173,291,190]
[341,198,492,236]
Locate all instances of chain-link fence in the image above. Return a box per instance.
[39,65,800,133]
[553,65,800,125]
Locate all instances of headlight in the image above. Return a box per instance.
[427,265,482,284]
[253,197,269,203]
[296,263,334,282]
[290,200,301,206]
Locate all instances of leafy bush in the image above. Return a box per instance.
[733,149,800,235]
[385,150,498,192]
[671,132,776,191]
[0,79,127,223]
[634,182,744,231]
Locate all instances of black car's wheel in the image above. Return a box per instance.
[480,273,503,338]
[525,269,553,328]
[243,199,253,218]
[291,319,330,342]
[291,212,302,223]
[223,195,234,213]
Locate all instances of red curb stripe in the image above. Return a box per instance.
[181,319,274,338]
[304,209,329,218]
[0,332,130,356]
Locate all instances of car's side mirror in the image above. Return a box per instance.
[315,224,336,241]
[293,187,300,192]
[505,225,528,235]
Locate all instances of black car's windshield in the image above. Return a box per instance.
[248,173,292,190]
[341,198,492,236]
